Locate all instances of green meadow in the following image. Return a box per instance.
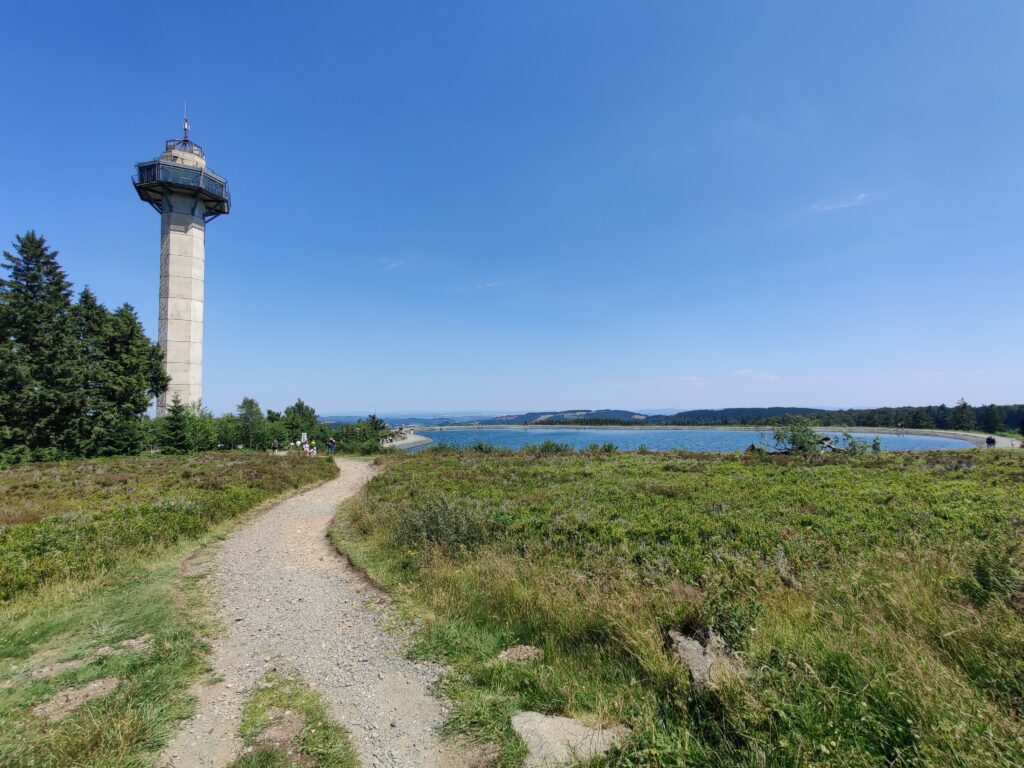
[0,453,336,767]
[332,447,1024,767]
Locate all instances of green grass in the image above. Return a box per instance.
[228,671,360,768]
[0,452,338,767]
[330,448,1024,767]
[0,452,337,601]
[0,548,211,767]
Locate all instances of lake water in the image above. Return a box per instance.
[411,427,973,453]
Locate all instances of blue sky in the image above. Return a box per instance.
[1,2,1020,415]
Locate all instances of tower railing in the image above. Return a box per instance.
[133,160,230,217]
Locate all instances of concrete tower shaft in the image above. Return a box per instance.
[158,190,206,411]
[134,123,230,415]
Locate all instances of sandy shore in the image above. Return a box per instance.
[385,431,433,449]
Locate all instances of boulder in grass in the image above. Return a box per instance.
[497,644,544,663]
[668,628,747,688]
[512,711,630,767]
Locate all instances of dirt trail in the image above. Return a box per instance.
[161,458,467,768]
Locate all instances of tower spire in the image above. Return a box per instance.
[183,99,190,140]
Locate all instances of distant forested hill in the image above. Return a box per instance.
[645,407,825,425]
[475,409,648,425]
[448,404,1023,434]
[456,408,823,426]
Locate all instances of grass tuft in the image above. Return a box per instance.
[229,670,359,768]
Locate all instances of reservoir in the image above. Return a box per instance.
[411,427,973,453]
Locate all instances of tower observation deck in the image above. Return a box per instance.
[133,120,230,414]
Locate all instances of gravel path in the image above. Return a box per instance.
[160,458,468,768]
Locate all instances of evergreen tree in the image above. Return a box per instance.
[71,287,114,453]
[950,398,976,431]
[158,396,193,453]
[908,409,934,429]
[981,404,1003,435]
[0,232,84,456]
[101,304,167,454]
[236,397,268,449]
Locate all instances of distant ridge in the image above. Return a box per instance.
[443,407,825,426]
[397,403,1022,432]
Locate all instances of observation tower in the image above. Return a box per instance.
[133,117,230,414]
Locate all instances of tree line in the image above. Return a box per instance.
[0,231,390,466]
[155,396,389,455]
[570,401,1023,435]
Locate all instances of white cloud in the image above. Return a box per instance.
[378,257,409,270]
[807,193,868,214]
[454,281,502,293]
[733,368,781,382]
[677,374,706,384]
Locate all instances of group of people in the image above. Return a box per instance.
[985,436,1021,448]
[270,437,337,456]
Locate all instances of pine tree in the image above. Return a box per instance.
[158,396,193,454]
[950,398,976,431]
[101,304,168,454]
[0,232,84,456]
[71,287,114,453]
[981,404,1003,435]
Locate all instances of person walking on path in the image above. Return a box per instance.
[327,437,336,455]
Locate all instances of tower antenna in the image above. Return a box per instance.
[183,99,190,140]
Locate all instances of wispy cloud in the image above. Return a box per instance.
[454,280,502,293]
[677,374,706,384]
[733,368,781,382]
[807,193,868,215]
[378,257,409,270]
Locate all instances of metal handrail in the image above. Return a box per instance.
[134,161,228,201]
[164,137,204,158]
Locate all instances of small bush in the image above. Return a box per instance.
[532,440,573,454]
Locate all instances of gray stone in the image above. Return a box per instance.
[497,644,543,663]
[511,711,629,767]
[668,628,747,688]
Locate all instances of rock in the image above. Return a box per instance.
[497,644,543,663]
[511,711,629,767]
[31,659,87,679]
[31,677,120,721]
[667,628,746,688]
[119,634,153,652]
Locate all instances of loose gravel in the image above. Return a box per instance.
[161,458,467,768]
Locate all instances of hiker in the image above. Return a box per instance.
[327,437,336,454]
